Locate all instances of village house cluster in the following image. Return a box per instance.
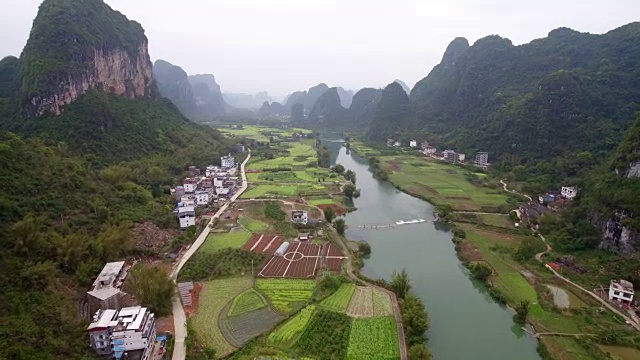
[172,150,243,229]
[86,262,160,360]
[386,138,489,168]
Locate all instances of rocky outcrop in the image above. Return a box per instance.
[25,43,155,117]
[594,212,640,253]
[307,87,347,125]
[258,101,287,117]
[188,74,226,117]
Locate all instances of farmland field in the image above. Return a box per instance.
[228,289,266,317]
[241,184,299,198]
[268,305,317,346]
[346,286,373,317]
[307,198,336,206]
[238,216,269,232]
[256,279,316,313]
[381,155,510,211]
[320,283,356,313]
[190,277,252,356]
[372,288,394,317]
[477,213,515,229]
[294,309,352,359]
[217,125,312,143]
[347,317,400,360]
[200,230,252,254]
[221,307,285,346]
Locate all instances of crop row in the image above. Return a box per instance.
[347,316,399,359]
[372,288,394,316]
[321,283,356,313]
[268,305,316,346]
[294,309,352,359]
[256,279,315,313]
[228,289,266,317]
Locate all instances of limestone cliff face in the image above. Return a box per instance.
[26,43,154,116]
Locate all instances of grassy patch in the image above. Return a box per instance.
[347,317,399,360]
[228,289,267,317]
[238,216,269,233]
[308,198,336,206]
[598,345,640,360]
[256,279,316,314]
[382,155,509,211]
[241,184,299,198]
[477,214,515,229]
[268,305,317,346]
[200,230,252,254]
[191,277,252,356]
[320,283,356,313]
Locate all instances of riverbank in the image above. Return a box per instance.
[345,141,640,360]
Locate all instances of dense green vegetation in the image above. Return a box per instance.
[268,305,317,346]
[256,279,316,314]
[125,264,175,316]
[320,283,356,312]
[347,317,400,359]
[294,309,352,359]
[178,248,265,281]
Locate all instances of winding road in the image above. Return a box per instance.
[170,150,251,360]
[500,180,640,332]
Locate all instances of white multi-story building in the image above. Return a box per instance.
[178,206,196,229]
[88,306,156,360]
[183,178,198,193]
[423,146,437,155]
[221,154,235,168]
[87,261,130,314]
[409,140,417,148]
[443,150,457,163]
[609,279,635,305]
[561,186,578,200]
[205,165,221,177]
[180,195,196,207]
[195,189,214,206]
[475,152,489,167]
[458,153,466,162]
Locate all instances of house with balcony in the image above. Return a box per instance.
[87,306,156,360]
[609,279,635,306]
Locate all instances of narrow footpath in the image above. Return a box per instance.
[500,179,640,332]
[171,150,251,360]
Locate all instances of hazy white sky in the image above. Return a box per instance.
[1,0,639,98]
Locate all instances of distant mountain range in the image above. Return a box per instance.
[223,91,273,109]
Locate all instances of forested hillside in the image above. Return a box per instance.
[368,23,640,166]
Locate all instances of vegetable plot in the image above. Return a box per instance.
[372,288,394,316]
[320,283,356,313]
[346,286,374,317]
[347,316,400,360]
[268,305,316,346]
[228,289,266,317]
[294,309,351,359]
[256,279,316,313]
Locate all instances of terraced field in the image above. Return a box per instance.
[268,305,317,346]
[256,279,316,314]
[320,283,356,313]
[190,277,252,356]
[347,317,400,359]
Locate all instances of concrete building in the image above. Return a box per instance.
[443,150,457,163]
[423,146,437,155]
[205,165,221,177]
[561,186,578,200]
[409,140,417,148]
[178,206,196,229]
[180,195,196,207]
[87,262,130,314]
[221,154,235,168]
[475,152,489,167]
[183,178,198,193]
[234,143,246,153]
[291,210,308,225]
[458,153,466,162]
[609,279,635,305]
[88,306,156,360]
[195,189,214,206]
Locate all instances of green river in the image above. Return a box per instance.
[325,140,541,360]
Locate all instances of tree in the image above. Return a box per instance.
[343,183,358,199]
[264,201,285,221]
[470,263,492,282]
[334,164,345,174]
[514,300,531,323]
[390,269,411,299]
[401,293,429,345]
[126,264,175,316]
[408,343,432,360]
[345,169,356,184]
[333,218,346,235]
[324,207,336,223]
[357,242,371,256]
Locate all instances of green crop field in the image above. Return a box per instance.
[347,317,399,359]
[256,279,316,314]
[372,288,394,317]
[228,289,267,317]
[191,277,253,356]
[218,125,312,143]
[238,216,269,232]
[307,198,336,206]
[320,283,356,313]
[200,230,252,254]
[381,156,510,211]
[294,310,352,359]
[241,184,299,198]
[268,305,317,346]
[477,214,515,229]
